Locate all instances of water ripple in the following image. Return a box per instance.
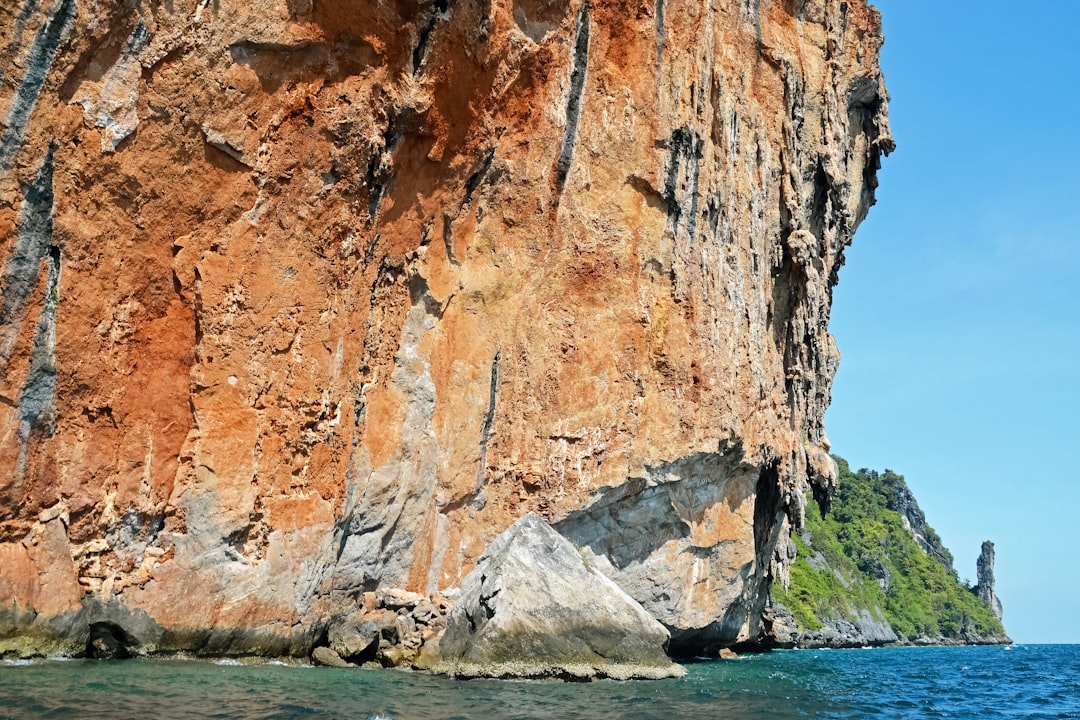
[1,645,1079,718]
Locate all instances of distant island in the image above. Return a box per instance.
[767,456,1010,648]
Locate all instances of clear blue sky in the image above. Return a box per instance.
[825,0,1080,644]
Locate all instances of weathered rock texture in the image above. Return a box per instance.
[975,541,1003,622]
[764,603,896,649]
[0,0,891,657]
[892,479,955,571]
[436,512,682,679]
[306,587,451,668]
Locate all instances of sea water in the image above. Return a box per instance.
[2,645,1078,719]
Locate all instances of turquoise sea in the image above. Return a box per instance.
[2,645,1078,719]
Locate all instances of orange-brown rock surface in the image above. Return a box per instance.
[0,0,892,657]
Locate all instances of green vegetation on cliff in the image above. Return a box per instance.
[772,457,1006,642]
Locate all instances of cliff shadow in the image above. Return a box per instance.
[554,448,752,571]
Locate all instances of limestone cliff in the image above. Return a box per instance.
[0,0,892,657]
[769,459,1010,647]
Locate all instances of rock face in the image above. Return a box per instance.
[764,603,896,649]
[318,588,450,668]
[891,479,955,571]
[975,541,1003,622]
[0,0,891,656]
[436,513,682,679]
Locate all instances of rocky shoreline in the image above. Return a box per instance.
[2,514,686,680]
[310,588,450,670]
[2,512,1010,676]
[306,514,686,680]
[763,604,1011,651]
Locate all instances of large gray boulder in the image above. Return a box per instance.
[435,513,684,680]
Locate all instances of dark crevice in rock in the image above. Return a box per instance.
[627,175,666,210]
[369,256,401,310]
[411,0,451,75]
[808,161,830,242]
[478,587,499,620]
[191,265,205,354]
[8,150,60,479]
[788,0,808,15]
[362,233,380,269]
[706,198,721,241]
[365,128,404,221]
[554,2,590,194]
[474,351,500,489]
[333,511,354,563]
[661,127,704,244]
[463,147,495,205]
[377,507,404,556]
[753,460,783,587]
[809,463,831,515]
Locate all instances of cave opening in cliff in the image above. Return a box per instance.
[86,622,137,660]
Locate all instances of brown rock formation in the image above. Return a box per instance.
[0,0,891,657]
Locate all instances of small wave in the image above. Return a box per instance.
[264,659,314,668]
[1,658,37,666]
[216,659,243,666]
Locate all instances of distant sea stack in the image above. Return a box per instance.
[1,0,892,662]
[975,541,1004,622]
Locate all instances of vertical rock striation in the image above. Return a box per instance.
[1,0,891,656]
[975,541,1003,622]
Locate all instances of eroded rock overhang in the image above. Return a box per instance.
[0,0,891,655]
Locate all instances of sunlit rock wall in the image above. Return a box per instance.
[0,0,891,655]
